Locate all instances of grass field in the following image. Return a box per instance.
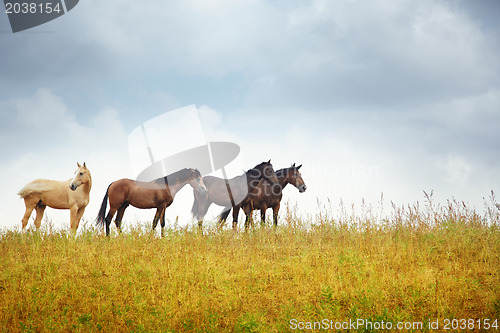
[1,195,499,332]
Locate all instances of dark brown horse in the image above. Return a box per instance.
[97,168,207,236]
[191,160,280,230]
[223,163,306,227]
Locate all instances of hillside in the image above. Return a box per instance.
[1,198,499,332]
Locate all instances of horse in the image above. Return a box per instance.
[96,168,207,236]
[227,163,306,227]
[191,160,280,230]
[18,162,92,231]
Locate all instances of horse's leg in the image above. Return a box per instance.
[73,207,86,231]
[152,208,162,231]
[69,205,79,232]
[105,206,118,236]
[272,203,280,226]
[71,207,85,232]
[243,205,253,230]
[21,197,38,229]
[260,206,267,226]
[159,208,166,238]
[231,206,240,231]
[114,202,129,233]
[195,199,211,230]
[33,203,46,229]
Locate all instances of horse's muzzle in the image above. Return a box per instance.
[299,185,307,193]
[69,184,78,191]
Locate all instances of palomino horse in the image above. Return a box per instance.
[191,160,280,230]
[226,163,306,227]
[18,162,92,231]
[96,168,207,236]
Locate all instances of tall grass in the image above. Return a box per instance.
[0,194,499,332]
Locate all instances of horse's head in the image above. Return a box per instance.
[287,163,307,193]
[252,159,280,190]
[187,168,208,198]
[70,162,91,191]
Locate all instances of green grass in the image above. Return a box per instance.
[1,196,499,332]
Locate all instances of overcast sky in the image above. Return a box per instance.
[1,0,499,230]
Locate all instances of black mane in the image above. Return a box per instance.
[154,168,197,185]
[246,161,268,177]
[275,168,288,179]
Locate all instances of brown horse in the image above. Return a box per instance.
[97,168,207,236]
[225,163,306,227]
[192,160,280,230]
[18,162,92,231]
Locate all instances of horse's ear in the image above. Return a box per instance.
[267,159,271,163]
[297,164,302,170]
[292,163,295,167]
[77,162,81,168]
[83,162,87,168]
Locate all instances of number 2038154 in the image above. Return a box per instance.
[5,2,62,14]
[442,318,498,330]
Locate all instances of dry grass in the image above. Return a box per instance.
[0,194,499,332]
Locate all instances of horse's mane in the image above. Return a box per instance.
[275,168,288,178]
[154,168,198,185]
[276,165,300,179]
[246,161,268,176]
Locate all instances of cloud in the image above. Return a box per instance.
[2,0,498,113]
[1,89,128,161]
[437,155,472,187]
[246,0,500,109]
[1,89,76,158]
[14,89,72,129]
[407,88,500,162]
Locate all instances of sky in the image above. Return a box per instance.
[1,0,499,231]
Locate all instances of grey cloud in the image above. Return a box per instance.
[246,0,500,109]
[2,0,498,112]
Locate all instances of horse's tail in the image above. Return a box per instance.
[96,184,111,227]
[18,186,32,198]
[218,207,232,222]
[18,180,53,198]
